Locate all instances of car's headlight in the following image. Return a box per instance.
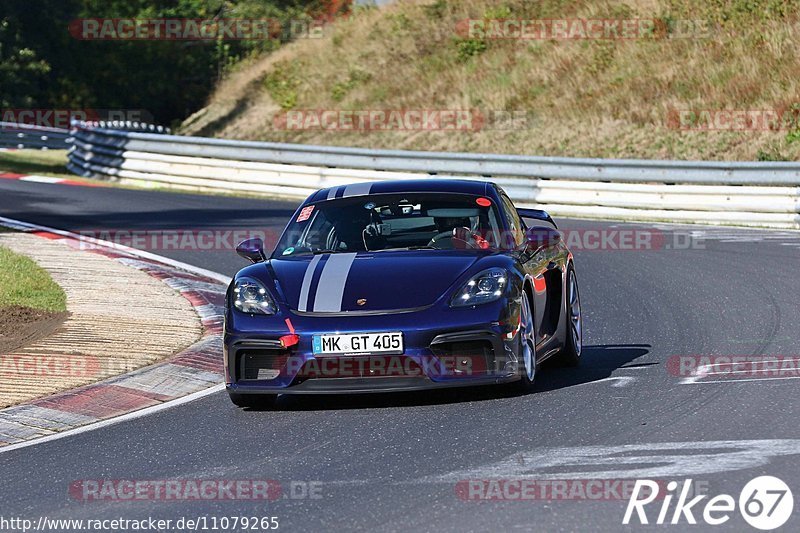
[232,277,277,315]
[451,268,508,307]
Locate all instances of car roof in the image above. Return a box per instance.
[306,179,495,203]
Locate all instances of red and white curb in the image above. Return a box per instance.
[0,171,103,187]
[0,217,230,451]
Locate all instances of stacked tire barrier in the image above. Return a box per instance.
[67,121,800,229]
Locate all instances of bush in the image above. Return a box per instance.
[455,38,487,62]
[263,61,303,110]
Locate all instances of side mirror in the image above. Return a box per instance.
[525,226,561,251]
[236,238,266,263]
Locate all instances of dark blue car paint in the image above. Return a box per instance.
[224,179,574,395]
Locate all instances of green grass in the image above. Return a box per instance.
[0,245,67,312]
[0,150,73,179]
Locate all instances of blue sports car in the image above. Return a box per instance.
[224,179,582,407]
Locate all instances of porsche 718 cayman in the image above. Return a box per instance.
[224,179,582,407]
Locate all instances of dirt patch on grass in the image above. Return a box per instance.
[0,306,68,354]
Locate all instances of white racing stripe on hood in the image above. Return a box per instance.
[298,254,323,312]
[312,253,357,312]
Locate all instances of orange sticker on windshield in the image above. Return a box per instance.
[476,197,492,207]
[296,205,315,222]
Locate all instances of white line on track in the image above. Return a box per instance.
[18,175,65,184]
[424,439,800,481]
[0,384,225,455]
[578,376,636,388]
[0,216,232,453]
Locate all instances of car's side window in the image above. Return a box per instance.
[499,190,525,246]
[299,209,332,251]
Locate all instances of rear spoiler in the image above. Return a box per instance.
[517,208,557,229]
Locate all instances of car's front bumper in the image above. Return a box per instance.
[224,301,522,395]
[228,375,520,395]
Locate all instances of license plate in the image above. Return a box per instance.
[312,332,403,355]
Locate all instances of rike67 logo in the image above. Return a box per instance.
[623,476,793,530]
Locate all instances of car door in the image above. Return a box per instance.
[499,192,568,346]
[496,190,551,339]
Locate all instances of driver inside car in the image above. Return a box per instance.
[428,216,474,249]
[327,208,386,251]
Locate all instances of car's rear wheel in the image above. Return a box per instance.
[228,391,277,409]
[512,292,537,392]
[552,265,582,366]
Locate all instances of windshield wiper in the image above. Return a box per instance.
[313,245,438,254]
[312,249,344,255]
[370,245,439,252]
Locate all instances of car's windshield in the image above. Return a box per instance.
[273,192,506,257]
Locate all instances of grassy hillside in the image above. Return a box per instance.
[180,0,800,161]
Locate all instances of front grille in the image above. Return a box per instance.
[430,340,496,376]
[237,349,290,381]
[292,355,423,382]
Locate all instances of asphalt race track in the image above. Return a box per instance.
[1,179,799,531]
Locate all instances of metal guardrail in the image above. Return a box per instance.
[76,121,171,134]
[0,121,170,151]
[67,121,800,229]
[0,122,73,150]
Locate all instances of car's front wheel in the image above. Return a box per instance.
[228,391,277,409]
[512,292,537,392]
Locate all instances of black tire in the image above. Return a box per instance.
[228,391,277,409]
[511,290,537,393]
[551,265,582,367]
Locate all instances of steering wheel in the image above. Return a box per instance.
[428,227,482,249]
